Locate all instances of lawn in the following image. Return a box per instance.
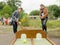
[29,18,60,31]
[0,18,60,33]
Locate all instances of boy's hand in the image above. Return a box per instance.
[40,16,45,19]
[15,18,18,23]
[41,16,44,19]
[18,22,21,25]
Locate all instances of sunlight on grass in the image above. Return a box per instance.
[0,18,60,33]
[29,18,60,31]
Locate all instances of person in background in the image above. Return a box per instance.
[40,4,48,33]
[1,16,4,25]
[12,7,22,34]
[5,18,8,25]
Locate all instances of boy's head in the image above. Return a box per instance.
[18,7,23,12]
[40,4,45,9]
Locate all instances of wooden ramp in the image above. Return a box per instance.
[10,29,55,45]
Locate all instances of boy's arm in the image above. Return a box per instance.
[43,8,48,18]
[40,9,42,18]
[12,11,16,19]
[16,14,20,22]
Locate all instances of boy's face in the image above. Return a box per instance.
[18,8,22,12]
[40,5,44,9]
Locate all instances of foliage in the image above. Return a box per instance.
[0,2,6,17]
[19,10,25,21]
[29,18,60,29]
[21,14,29,26]
[3,5,12,17]
[18,10,29,26]
[0,2,5,10]
[30,10,39,15]
[0,0,22,18]
[7,0,21,11]
[53,8,60,17]
[48,5,60,18]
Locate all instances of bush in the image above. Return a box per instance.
[30,10,39,16]
[21,15,29,26]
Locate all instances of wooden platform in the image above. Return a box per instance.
[10,29,55,45]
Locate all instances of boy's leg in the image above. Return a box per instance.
[43,18,48,32]
[15,22,18,33]
[41,19,45,31]
[12,21,17,33]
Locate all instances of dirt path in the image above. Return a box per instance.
[49,37,60,45]
[0,33,14,45]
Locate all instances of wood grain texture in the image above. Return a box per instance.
[16,29,47,39]
[10,29,55,45]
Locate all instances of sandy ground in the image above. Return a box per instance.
[0,33,14,45]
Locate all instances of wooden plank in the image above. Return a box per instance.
[10,29,55,45]
[16,29,47,39]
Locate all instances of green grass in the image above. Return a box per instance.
[47,20,60,28]
[29,18,41,28]
[28,18,60,30]
[0,18,60,33]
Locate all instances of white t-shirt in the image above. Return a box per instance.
[42,13,44,16]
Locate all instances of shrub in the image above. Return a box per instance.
[21,15,29,26]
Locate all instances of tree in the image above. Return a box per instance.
[2,5,13,18]
[30,10,39,16]
[53,8,60,17]
[0,0,22,18]
[7,0,22,11]
[0,2,7,17]
[48,5,60,18]
[0,2,6,10]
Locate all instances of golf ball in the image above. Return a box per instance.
[22,39,27,43]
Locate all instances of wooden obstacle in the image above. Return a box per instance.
[10,29,55,45]
[16,29,47,39]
